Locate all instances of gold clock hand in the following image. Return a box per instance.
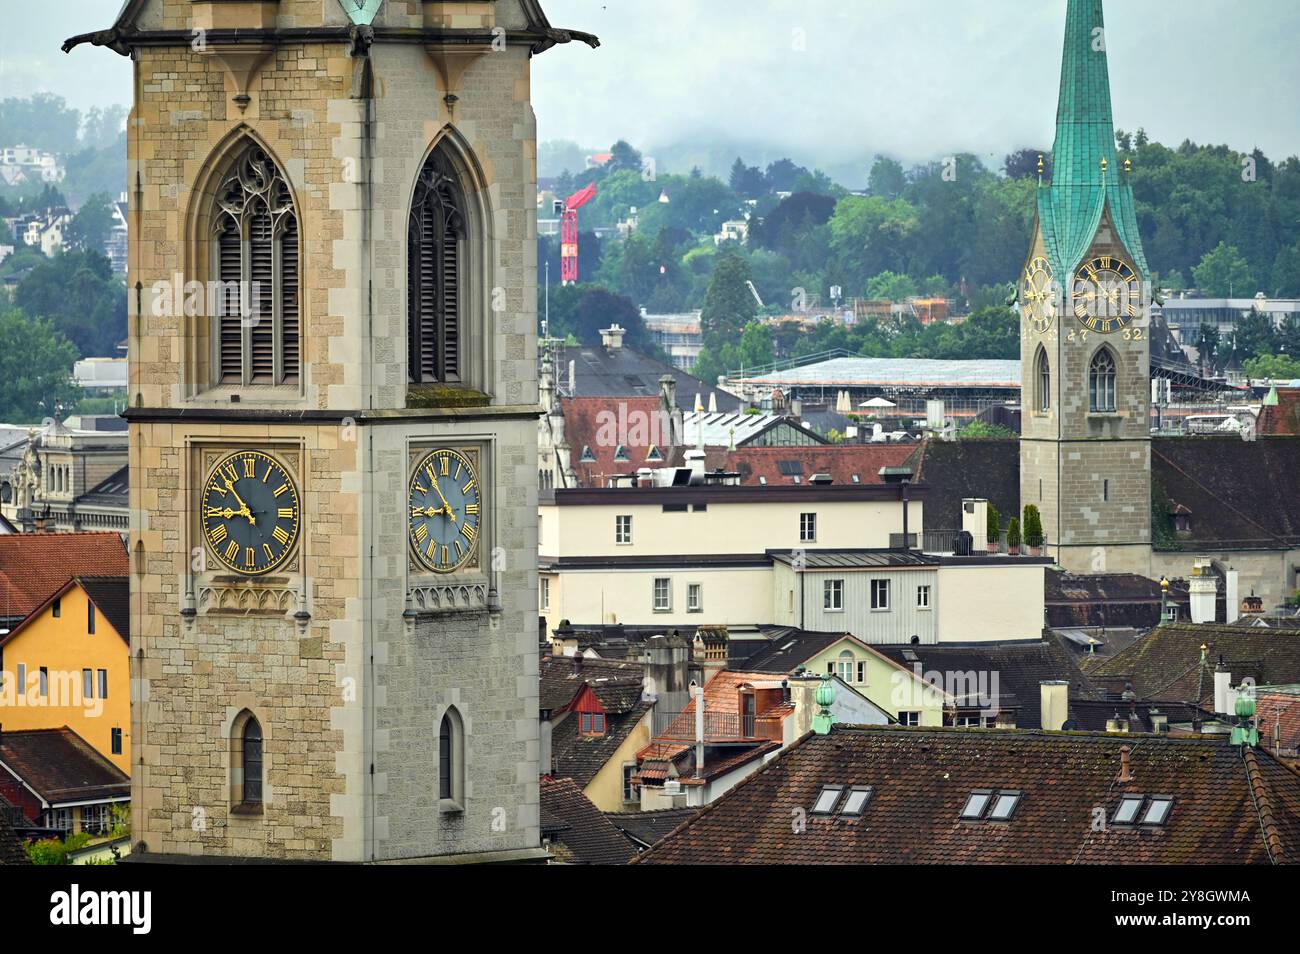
[429,476,457,523]
[224,478,257,525]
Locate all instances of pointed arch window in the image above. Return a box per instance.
[211,144,299,385]
[409,151,466,384]
[439,706,465,811]
[230,710,264,811]
[1089,349,1117,412]
[1036,347,1051,412]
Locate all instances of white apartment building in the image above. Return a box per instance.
[539,472,1048,644]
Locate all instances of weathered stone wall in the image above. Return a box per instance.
[1021,212,1151,559]
[128,0,545,862]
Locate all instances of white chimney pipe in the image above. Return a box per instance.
[1214,670,1232,715]
[1225,568,1240,624]
[691,683,705,774]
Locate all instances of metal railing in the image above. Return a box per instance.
[891,529,1050,556]
[653,709,756,741]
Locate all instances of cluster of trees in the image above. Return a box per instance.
[0,94,126,205]
[0,248,124,422]
[689,252,1019,384]
[539,135,1300,378]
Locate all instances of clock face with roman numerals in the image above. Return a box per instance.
[201,450,301,576]
[1073,255,1142,333]
[408,448,481,574]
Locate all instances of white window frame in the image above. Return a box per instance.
[539,576,550,612]
[800,512,817,542]
[871,578,891,612]
[823,578,844,612]
[686,582,702,613]
[917,584,931,610]
[653,577,672,612]
[898,711,920,727]
[615,514,633,545]
[837,650,854,683]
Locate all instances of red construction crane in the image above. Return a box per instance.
[560,183,597,284]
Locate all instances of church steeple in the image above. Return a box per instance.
[1038,0,1149,281]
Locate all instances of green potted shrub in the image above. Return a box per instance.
[985,504,1000,553]
[1023,504,1044,555]
[1006,517,1022,555]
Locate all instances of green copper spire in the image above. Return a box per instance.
[1038,0,1149,281]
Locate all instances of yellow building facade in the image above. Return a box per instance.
[0,579,130,773]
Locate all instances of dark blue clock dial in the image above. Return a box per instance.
[408,448,481,573]
[201,450,301,575]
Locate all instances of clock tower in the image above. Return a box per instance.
[66,0,594,862]
[1019,0,1152,576]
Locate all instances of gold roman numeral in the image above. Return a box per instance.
[243,458,256,478]
[224,540,239,562]
[441,545,450,565]
[464,503,478,515]
[208,523,227,545]
[460,522,477,543]
[440,455,449,476]
[272,526,290,546]
[245,547,255,567]
[278,508,295,519]
[263,544,274,562]
[274,483,289,498]
[462,480,475,495]
[413,523,429,545]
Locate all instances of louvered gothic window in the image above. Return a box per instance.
[211,145,300,386]
[408,153,465,384]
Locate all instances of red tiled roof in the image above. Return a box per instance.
[0,727,129,806]
[540,776,636,865]
[0,533,127,620]
[725,444,915,486]
[637,725,1300,865]
[563,396,667,487]
[1258,389,1300,436]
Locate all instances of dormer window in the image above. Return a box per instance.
[579,711,606,736]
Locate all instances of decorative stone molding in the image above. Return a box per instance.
[408,581,488,616]
[200,44,276,112]
[199,582,296,615]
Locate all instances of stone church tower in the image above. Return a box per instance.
[66,0,594,862]
[1019,0,1152,576]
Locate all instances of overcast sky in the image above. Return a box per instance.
[7,1,1299,178]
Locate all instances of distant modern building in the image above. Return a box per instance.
[641,309,702,371]
[0,146,64,184]
[73,357,128,395]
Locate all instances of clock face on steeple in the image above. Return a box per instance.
[1020,256,1058,334]
[1073,255,1142,333]
[408,448,482,574]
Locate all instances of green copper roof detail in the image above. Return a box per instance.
[1038,0,1149,281]
[337,0,385,26]
[812,675,836,735]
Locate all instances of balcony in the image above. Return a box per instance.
[890,530,1051,557]
[653,709,754,741]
